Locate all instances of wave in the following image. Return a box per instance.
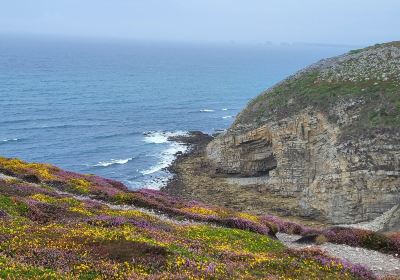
[143,131,188,144]
[1,138,21,143]
[94,131,140,140]
[10,124,107,131]
[199,109,215,112]
[222,108,229,111]
[141,176,171,190]
[126,175,170,190]
[222,115,234,119]
[94,158,133,167]
[140,142,188,175]
[140,131,189,176]
[0,117,65,125]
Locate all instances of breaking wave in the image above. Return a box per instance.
[1,138,21,143]
[141,131,189,176]
[94,158,134,167]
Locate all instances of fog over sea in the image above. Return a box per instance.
[0,36,351,189]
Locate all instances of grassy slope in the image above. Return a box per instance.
[0,156,383,279]
[233,42,400,133]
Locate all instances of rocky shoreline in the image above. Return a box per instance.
[163,131,327,228]
[164,131,400,232]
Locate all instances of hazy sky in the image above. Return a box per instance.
[0,0,398,45]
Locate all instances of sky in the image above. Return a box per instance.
[0,0,399,46]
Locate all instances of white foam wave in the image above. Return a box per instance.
[222,108,229,111]
[1,138,20,143]
[141,142,188,175]
[222,115,234,119]
[94,158,133,167]
[200,109,215,112]
[141,176,171,190]
[140,130,189,176]
[143,131,188,144]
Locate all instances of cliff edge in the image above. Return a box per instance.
[207,42,400,225]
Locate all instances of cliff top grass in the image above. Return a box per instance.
[0,156,393,279]
[233,41,400,133]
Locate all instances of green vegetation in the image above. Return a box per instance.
[0,194,28,217]
[0,156,378,279]
[243,70,400,129]
[184,226,284,254]
[349,49,363,55]
[236,42,400,132]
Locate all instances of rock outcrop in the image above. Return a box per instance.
[207,42,400,226]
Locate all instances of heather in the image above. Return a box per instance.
[261,215,400,256]
[0,156,385,279]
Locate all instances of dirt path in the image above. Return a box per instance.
[1,172,203,226]
[277,233,400,277]
[55,190,205,226]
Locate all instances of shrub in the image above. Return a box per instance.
[291,248,376,280]
[386,232,400,253]
[0,157,55,181]
[323,227,365,247]
[361,232,392,252]
[112,192,136,204]
[0,195,29,217]
[68,178,91,194]
[315,234,328,245]
[93,239,168,267]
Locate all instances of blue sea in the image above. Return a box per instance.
[0,36,351,189]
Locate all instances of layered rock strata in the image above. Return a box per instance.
[207,42,400,226]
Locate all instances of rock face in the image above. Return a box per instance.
[384,205,400,231]
[207,42,400,226]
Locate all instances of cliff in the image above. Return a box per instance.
[207,42,400,225]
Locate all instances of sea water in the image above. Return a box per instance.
[0,35,351,189]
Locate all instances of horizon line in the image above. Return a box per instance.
[0,31,369,49]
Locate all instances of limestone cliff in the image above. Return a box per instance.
[207,42,400,225]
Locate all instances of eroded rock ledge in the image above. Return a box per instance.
[207,110,399,225]
[206,42,400,227]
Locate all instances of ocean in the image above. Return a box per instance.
[0,36,351,189]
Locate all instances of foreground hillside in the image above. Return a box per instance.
[1,156,399,279]
[207,42,400,226]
